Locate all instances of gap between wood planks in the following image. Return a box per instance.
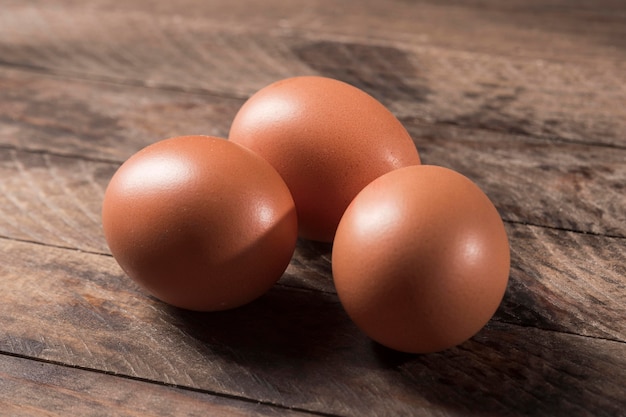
[0,350,340,417]
[503,220,626,241]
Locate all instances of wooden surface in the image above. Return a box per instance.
[0,1,625,416]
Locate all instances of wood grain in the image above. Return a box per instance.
[0,2,624,147]
[0,238,624,417]
[0,1,625,415]
[3,0,626,63]
[501,224,626,342]
[0,149,112,253]
[287,224,626,344]
[0,144,623,341]
[409,122,626,237]
[0,69,624,342]
[0,354,310,417]
[0,67,239,162]
[1,68,624,240]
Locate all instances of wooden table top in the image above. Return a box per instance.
[0,1,624,416]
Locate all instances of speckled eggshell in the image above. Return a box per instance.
[102,135,298,312]
[228,76,421,242]
[332,165,510,353]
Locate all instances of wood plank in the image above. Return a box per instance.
[0,238,624,417]
[286,224,626,344]
[294,40,626,148]
[0,3,624,147]
[0,68,239,162]
[2,0,625,63]
[1,138,623,340]
[409,121,626,238]
[0,3,623,417]
[0,69,624,240]
[0,150,112,253]
[499,224,626,342]
[1,69,624,341]
[0,354,311,417]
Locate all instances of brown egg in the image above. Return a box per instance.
[332,165,510,353]
[101,135,298,312]
[228,76,421,242]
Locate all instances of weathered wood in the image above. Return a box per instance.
[0,149,112,253]
[1,141,623,340]
[2,0,625,63]
[286,224,626,344]
[501,224,626,342]
[1,1,625,416]
[0,2,624,146]
[1,67,624,342]
[1,69,624,240]
[0,354,311,417]
[0,67,239,162]
[0,238,624,417]
[409,121,626,237]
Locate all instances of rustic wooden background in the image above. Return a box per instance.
[0,1,625,416]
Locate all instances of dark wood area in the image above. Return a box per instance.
[0,1,624,416]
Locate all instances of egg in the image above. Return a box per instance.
[228,76,421,242]
[101,135,298,312]
[331,165,510,353]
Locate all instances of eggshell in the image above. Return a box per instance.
[228,76,421,242]
[101,135,298,312]
[332,165,510,353]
